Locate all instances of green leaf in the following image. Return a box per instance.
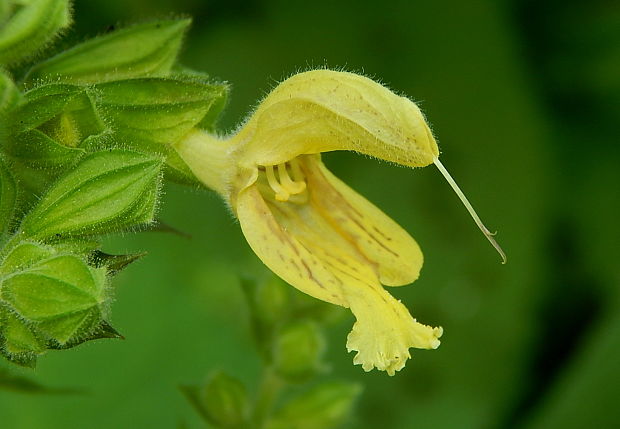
[19,150,163,240]
[0,0,71,66]
[180,371,250,428]
[267,382,362,429]
[25,19,191,84]
[522,309,620,429]
[0,156,17,235]
[272,320,325,383]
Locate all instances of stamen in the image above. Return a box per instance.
[289,158,305,182]
[266,165,290,201]
[433,157,507,264]
[278,163,306,194]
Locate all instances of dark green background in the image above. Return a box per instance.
[1,0,619,428]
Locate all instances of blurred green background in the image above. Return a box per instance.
[1,0,619,428]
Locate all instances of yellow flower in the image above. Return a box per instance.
[173,70,503,375]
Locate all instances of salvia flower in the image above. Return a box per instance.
[173,70,504,375]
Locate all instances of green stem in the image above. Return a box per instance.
[252,367,284,429]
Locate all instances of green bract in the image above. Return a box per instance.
[0,0,71,66]
[19,150,163,240]
[25,19,191,84]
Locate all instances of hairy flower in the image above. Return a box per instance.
[174,70,503,375]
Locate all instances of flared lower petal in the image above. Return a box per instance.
[346,284,442,375]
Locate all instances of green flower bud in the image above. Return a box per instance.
[181,371,249,428]
[241,275,290,330]
[25,19,191,84]
[253,277,290,327]
[0,0,71,66]
[0,156,17,235]
[273,320,325,383]
[19,150,163,240]
[267,382,362,429]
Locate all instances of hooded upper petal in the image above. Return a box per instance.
[232,70,439,169]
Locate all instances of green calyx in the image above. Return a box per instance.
[0,241,115,367]
[19,149,163,240]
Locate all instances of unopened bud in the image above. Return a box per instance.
[273,320,325,383]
